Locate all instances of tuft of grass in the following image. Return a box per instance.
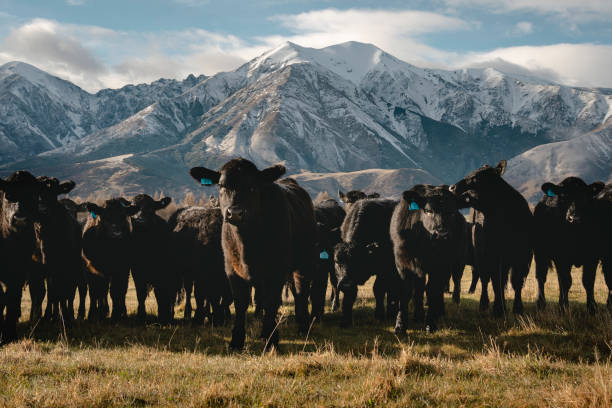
[1,265,611,407]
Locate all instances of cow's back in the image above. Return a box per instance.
[341,199,397,246]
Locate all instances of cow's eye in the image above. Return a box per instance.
[424,208,433,214]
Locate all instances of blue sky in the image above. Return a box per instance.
[0,0,611,91]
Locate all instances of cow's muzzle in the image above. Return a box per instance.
[225,207,245,225]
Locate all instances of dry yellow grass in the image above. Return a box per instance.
[1,264,611,407]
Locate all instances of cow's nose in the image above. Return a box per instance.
[226,207,244,223]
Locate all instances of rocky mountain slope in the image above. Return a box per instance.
[1,41,610,199]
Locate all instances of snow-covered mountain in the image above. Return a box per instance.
[0,61,205,163]
[1,41,611,198]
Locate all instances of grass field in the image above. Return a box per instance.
[1,264,611,407]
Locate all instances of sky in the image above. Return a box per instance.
[0,0,610,92]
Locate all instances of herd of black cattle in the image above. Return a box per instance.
[0,158,611,350]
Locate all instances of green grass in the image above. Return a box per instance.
[1,265,611,407]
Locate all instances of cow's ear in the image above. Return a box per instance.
[541,182,559,197]
[367,193,380,199]
[403,187,425,210]
[83,203,103,217]
[589,181,605,196]
[259,164,286,183]
[338,190,347,203]
[58,181,76,195]
[156,197,172,210]
[190,167,220,186]
[495,160,507,176]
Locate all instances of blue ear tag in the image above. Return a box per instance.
[546,189,555,197]
[409,201,420,211]
[319,250,329,260]
[201,178,213,185]
[90,211,97,219]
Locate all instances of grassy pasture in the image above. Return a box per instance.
[1,264,611,407]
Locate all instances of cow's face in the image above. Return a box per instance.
[541,177,604,226]
[82,198,139,239]
[0,171,41,232]
[131,194,171,218]
[190,158,285,227]
[403,185,460,241]
[334,241,380,291]
[36,176,75,216]
[449,160,506,210]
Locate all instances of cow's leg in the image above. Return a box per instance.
[77,277,87,320]
[511,261,528,315]
[253,286,264,318]
[340,285,357,328]
[261,280,283,351]
[310,265,327,323]
[491,260,508,318]
[413,275,425,322]
[29,268,46,322]
[394,272,413,335]
[386,276,399,320]
[192,277,208,325]
[221,278,233,324]
[329,263,340,312]
[2,282,23,344]
[133,270,148,322]
[425,275,444,332]
[555,260,572,311]
[228,274,249,351]
[183,279,193,321]
[110,272,128,321]
[582,259,598,314]
[451,263,463,304]
[292,270,311,335]
[373,275,386,321]
[603,256,612,310]
[153,285,171,325]
[535,253,550,310]
[468,265,479,294]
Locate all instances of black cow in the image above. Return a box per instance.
[450,160,532,317]
[334,198,399,328]
[533,177,605,312]
[391,185,467,333]
[314,198,346,313]
[35,177,83,323]
[338,190,380,212]
[169,204,232,326]
[190,158,318,350]
[79,198,139,321]
[131,194,178,324]
[0,171,42,343]
[594,184,612,309]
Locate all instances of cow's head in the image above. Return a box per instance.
[0,171,41,232]
[59,198,80,220]
[190,158,285,227]
[131,194,172,218]
[541,177,604,225]
[36,176,75,216]
[79,197,139,239]
[334,240,382,292]
[402,184,461,241]
[449,160,506,211]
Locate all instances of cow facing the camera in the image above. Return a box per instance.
[533,177,605,312]
[79,198,139,321]
[130,194,178,324]
[334,198,399,328]
[190,158,317,350]
[390,185,467,333]
[449,160,533,317]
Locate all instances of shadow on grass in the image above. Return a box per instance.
[14,295,612,363]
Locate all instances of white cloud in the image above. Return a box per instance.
[443,0,612,23]
[459,43,612,88]
[507,21,533,36]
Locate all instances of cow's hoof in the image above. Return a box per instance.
[413,312,424,323]
[394,325,406,336]
[513,302,524,315]
[339,319,352,329]
[536,297,546,310]
[374,310,385,322]
[479,300,489,313]
[229,338,245,351]
[492,304,505,318]
[425,324,438,333]
[452,293,460,304]
[587,302,597,315]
